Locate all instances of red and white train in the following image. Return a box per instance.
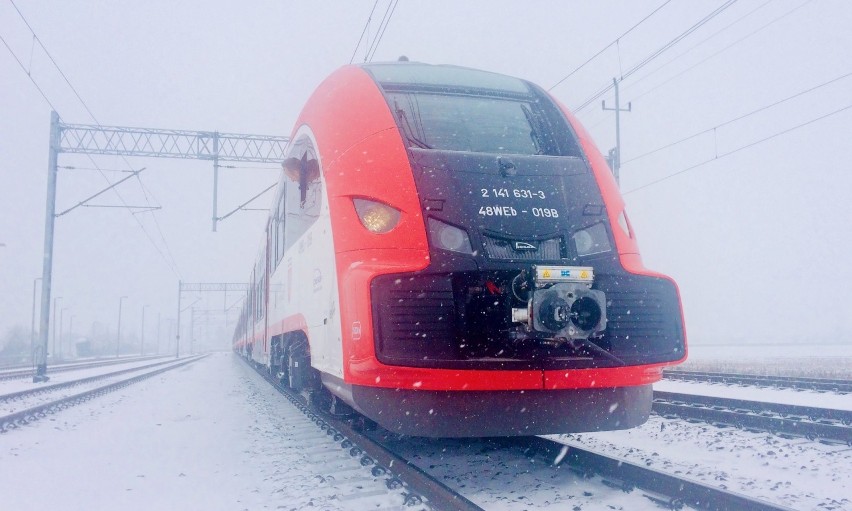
[234,61,686,437]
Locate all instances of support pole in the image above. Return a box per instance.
[30,277,41,365]
[190,306,195,355]
[141,305,148,356]
[116,296,126,357]
[176,280,182,358]
[212,132,220,232]
[601,78,632,187]
[52,297,60,360]
[156,312,161,355]
[35,110,60,382]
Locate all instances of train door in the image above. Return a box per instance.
[264,221,272,364]
[282,130,342,377]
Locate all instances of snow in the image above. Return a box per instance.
[2,352,849,510]
[0,357,177,395]
[656,379,852,412]
[0,353,411,510]
[370,433,677,510]
[551,415,852,510]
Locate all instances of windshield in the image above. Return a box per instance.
[366,63,581,157]
[388,91,556,155]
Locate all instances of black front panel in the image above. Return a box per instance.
[481,234,563,261]
[411,150,600,249]
[368,151,685,371]
[597,274,685,363]
[362,63,685,371]
[373,270,685,370]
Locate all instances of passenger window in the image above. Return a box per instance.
[283,135,322,252]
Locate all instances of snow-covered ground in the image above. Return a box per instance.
[2,351,849,510]
[373,432,704,510]
[681,343,852,379]
[0,353,412,510]
[656,379,852,411]
[553,413,852,511]
[0,356,178,394]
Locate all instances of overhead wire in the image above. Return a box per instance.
[572,0,739,113]
[9,0,181,277]
[8,0,182,277]
[548,0,673,91]
[350,0,379,64]
[626,0,814,106]
[576,0,777,129]
[366,0,399,62]
[0,31,60,112]
[616,0,777,97]
[622,69,852,165]
[624,103,852,195]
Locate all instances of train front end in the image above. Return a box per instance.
[319,62,686,437]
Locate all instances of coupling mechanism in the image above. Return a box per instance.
[511,265,607,340]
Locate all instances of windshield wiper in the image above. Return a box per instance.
[521,104,546,155]
[394,100,432,149]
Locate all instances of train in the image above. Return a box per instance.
[233,60,687,437]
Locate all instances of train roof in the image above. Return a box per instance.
[361,62,532,96]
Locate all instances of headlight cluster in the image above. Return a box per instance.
[571,223,611,257]
[428,218,473,254]
[353,198,400,233]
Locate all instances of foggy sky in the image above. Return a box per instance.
[1,0,851,352]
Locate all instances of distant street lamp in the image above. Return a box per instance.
[116,296,127,357]
[140,305,149,356]
[30,277,42,362]
[59,307,68,361]
[52,296,62,360]
[156,312,161,355]
[67,315,74,360]
[190,306,195,355]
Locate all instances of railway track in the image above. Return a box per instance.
[0,357,192,407]
[244,358,479,511]
[242,355,802,511]
[0,355,205,433]
[663,369,852,394]
[0,355,170,382]
[370,428,800,511]
[526,437,799,511]
[653,391,852,444]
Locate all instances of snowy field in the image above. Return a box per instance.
[1,352,849,510]
[0,357,180,394]
[0,353,411,511]
[654,379,852,411]
[681,343,851,378]
[555,414,852,511]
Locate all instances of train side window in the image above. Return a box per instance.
[283,135,322,252]
[271,188,286,267]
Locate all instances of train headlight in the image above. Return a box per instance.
[428,218,473,254]
[353,198,401,234]
[572,223,611,257]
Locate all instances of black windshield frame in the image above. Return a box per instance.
[367,66,583,158]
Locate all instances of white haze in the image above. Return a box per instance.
[1,0,851,355]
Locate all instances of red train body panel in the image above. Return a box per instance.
[234,62,687,437]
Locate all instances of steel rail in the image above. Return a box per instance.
[526,436,799,511]
[0,355,169,382]
[663,370,852,393]
[0,357,194,404]
[654,391,852,444]
[242,356,484,511]
[0,355,205,432]
[243,352,809,510]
